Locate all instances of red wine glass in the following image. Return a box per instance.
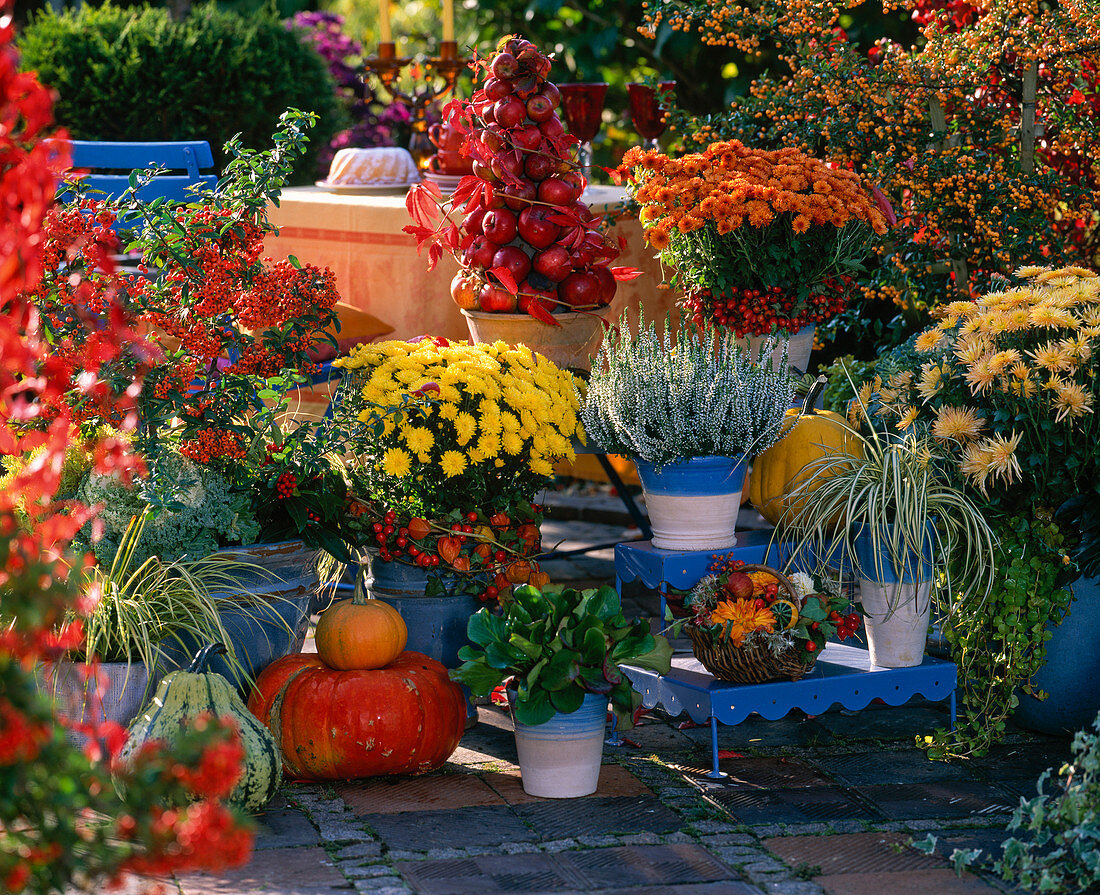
[628,81,676,150]
[559,82,608,183]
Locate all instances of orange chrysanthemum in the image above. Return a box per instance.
[709,599,776,646]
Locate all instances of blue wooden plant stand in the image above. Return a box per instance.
[614,537,958,778]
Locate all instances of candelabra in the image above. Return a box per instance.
[364,41,468,171]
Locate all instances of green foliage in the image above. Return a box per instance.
[17,2,343,183]
[922,709,1100,891]
[580,311,796,466]
[923,515,1075,758]
[73,450,260,568]
[816,355,876,414]
[450,584,671,727]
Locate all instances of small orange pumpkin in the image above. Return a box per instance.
[314,596,407,670]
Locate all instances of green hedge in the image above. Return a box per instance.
[18,3,343,184]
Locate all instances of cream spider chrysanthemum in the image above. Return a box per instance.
[1028,341,1075,372]
[931,406,985,443]
[1003,307,1033,331]
[1029,304,1079,329]
[964,355,998,395]
[954,335,992,367]
[1014,265,1048,278]
[914,329,946,352]
[959,441,994,493]
[917,363,946,401]
[896,406,920,430]
[984,431,1022,486]
[1052,381,1094,423]
[988,349,1022,373]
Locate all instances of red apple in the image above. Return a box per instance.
[517,207,560,250]
[533,245,573,283]
[480,127,505,153]
[512,75,539,99]
[537,177,574,206]
[482,208,518,245]
[592,265,617,306]
[463,236,496,269]
[562,173,585,200]
[479,103,496,125]
[451,273,481,310]
[539,116,565,139]
[526,94,554,123]
[483,77,511,102]
[479,282,518,312]
[511,125,543,152]
[492,245,532,284]
[725,571,754,600]
[560,270,602,308]
[472,160,498,183]
[463,206,487,236]
[524,153,555,181]
[502,180,537,211]
[518,280,557,316]
[493,96,527,130]
[489,150,524,181]
[492,52,519,80]
[538,82,561,110]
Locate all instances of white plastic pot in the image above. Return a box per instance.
[859,578,932,668]
[512,692,607,798]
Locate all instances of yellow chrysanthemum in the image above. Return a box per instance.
[709,599,776,647]
[453,411,477,446]
[476,433,500,458]
[439,450,467,478]
[530,457,554,477]
[402,425,435,455]
[931,406,984,443]
[382,447,412,478]
[437,402,459,421]
[501,431,524,456]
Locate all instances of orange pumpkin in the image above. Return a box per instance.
[314,596,407,670]
[247,652,465,780]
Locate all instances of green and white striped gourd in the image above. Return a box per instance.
[123,643,281,814]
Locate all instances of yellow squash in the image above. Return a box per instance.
[747,404,864,528]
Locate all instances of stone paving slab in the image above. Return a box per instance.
[483,763,653,804]
[684,757,834,791]
[339,773,506,815]
[855,782,1015,821]
[808,750,973,787]
[812,868,996,894]
[253,806,323,850]
[514,795,682,839]
[176,846,350,894]
[705,786,883,825]
[397,844,746,895]
[810,704,950,742]
[763,832,947,875]
[361,804,539,851]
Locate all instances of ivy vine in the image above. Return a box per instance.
[924,513,1075,759]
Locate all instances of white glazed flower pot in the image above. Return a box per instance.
[635,456,747,551]
[859,579,932,668]
[512,692,607,798]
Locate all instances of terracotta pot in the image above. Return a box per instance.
[461,309,607,371]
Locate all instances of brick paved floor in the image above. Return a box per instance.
[150,511,1071,895]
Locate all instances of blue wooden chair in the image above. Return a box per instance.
[66,140,218,202]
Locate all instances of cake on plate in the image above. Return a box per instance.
[324,147,419,186]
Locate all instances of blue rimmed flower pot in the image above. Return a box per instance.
[852,523,935,668]
[634,455,747,551]
[511,692,608,798]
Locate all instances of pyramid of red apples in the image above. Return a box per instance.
[445,37,625,320]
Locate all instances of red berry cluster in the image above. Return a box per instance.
[275,472,297,499]
[683,277,852,336]
[446,37,622,317]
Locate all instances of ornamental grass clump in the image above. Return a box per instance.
[622,140,890,335]
[580,312,796,468]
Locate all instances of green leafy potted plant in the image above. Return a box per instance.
[782,418,995,668]
[580,311,795,550]
[450,584,671,798]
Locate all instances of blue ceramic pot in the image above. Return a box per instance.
[1014,574,1100,736]
[633,455,747,551]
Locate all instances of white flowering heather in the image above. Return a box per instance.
[580,313,796,467]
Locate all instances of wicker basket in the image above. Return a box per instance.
[685,564,816,684]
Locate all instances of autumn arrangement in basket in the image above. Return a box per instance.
[680,558,861,683]
[622,140,892,336]
[332,336,582,600]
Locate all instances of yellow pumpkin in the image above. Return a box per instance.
[314,597,408,670]
[747,407,864,527]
